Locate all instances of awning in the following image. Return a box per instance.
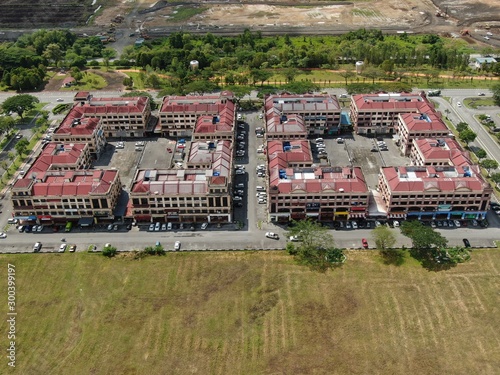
[14,216,37,221]
[77,217,94,227]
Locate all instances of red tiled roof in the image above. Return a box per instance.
[381,166,488,193]
[17,170,119,197]
[27,143,87,176]
[400,112,448,132]
[413,138,471,167]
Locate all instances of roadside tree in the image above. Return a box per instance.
[459,128,477,146]
[287,219,345,272]
[400,220,448,253]
[1,94,39,118]
[456,122,469,133]
[371,225,396,250]
[492,83,500,106]
[15,138,29,156]
[480,159,499,175]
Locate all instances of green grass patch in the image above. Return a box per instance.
[352,8,380,17]
[166,6,207,23]
[464,97,497,109]
[60,71,106,91]
[1,250,500,374]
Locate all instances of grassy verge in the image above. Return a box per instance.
[1,250,499,374]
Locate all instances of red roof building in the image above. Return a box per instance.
[350,92,436,135]
[159,92,235,138]
[378,165,492,220]
[11,169,122,224]
[266,139,368,222]
[53,115,106,157]
[129,140,234,223]
[396,112,450,155]
[410,138,472,167]
[26,142,92,178]
[264,94,341,135]
[64,95,151,138]
[265,113,308,140]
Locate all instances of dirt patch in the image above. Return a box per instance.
[42,69,126,92]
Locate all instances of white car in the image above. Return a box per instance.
[167,222,172,230]
[161,223,167,231]
[0,232,6,239]
[454,220,461,228]
[351,221,358,229]
[148,223,155,232]
[265,232,279,240]
[234,196,243,201]
[33,242,42,252]
[174,241,181,251]
[154,222,161,231]
[235,169,245,175]
[56,98,64,102]
[289,235,301,242]
[59,243,67,253]
[235,165,245,170]
[201,222,208,230]
[457,102,462,107]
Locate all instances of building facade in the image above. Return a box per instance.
[350,92,435,135]
[266,140,369,222]
[377,165,492,220]
[64,95,151,138]
[158,92,235,138]
[52,116,106,158]
[264,94,342,135]
[129,140,233,223]
[11,169,122,225]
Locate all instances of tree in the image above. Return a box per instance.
[400,221,448,252]
[1,94,39,118]
[492,83,500,106]
[15,138,29,156]
[43,43,63,67]
[456,122,469,133]
[283,67,299,83]
[434,246,471,265]
[480,159,499,175]
[475,148,487,159]
[372,225,396,250]
[459,128,477,146]
[287,219,345,272]
[490,172,500,186]
[249,69,272,86]
[338,69,355,86]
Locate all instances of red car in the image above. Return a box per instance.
[362,238,368,249]
[167,148,172,153]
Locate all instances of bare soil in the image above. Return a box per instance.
[93,0,500,34]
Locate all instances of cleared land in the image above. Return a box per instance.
[1,250,500,374]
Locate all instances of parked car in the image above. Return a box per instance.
[289,235,301,242]
[393,220,400,228]
[234,196,243,201]
[33,242,42,252]
[59,243,67,253]
[454,220,461,228]
[235,169,245,175]
[0,232,7,239]
[7,218,18,225]
[148,223,155,232]
[154,222,161,231]
[107,224,113,231]
[463,238,471,248]
[431,221,437,228]
[234,202,243,207]
[167,222,173,230]
[113,224,119,231]
[201,222,208,230]
[362,238,369,249]
[37,225,43,232]
[69,245,76,253]
[236,183,245,188]
[174,241,181,251]
[351,221,358,229]
[265,232,279,240]
[161,223,167,231]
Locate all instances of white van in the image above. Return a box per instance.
[256,186,265,192]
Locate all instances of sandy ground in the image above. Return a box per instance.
[93,0,500,32]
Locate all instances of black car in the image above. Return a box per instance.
[234,202,243,207]
[126,223,132,230]
[463,238,471,248]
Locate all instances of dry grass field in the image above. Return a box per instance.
[1,250,500,374]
